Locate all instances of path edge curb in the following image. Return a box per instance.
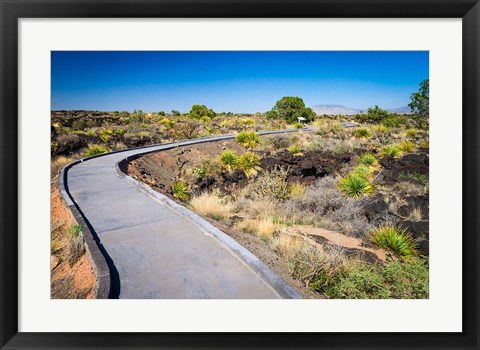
[59,162,111,299]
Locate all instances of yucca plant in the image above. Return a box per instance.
[338,173,373,198]
[172,181,190,201]
[358,153,377,167]
[84,144,110,157]
[288,145,303,155]
[379,145,401,158]
[398,140,416,153]
[355,127,372,139]
[238,152,261,177]
[352,165,373,179]
[219,150,239,171]
[236,131,260,149]
[370,225,418,256]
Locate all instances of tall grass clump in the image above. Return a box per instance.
[172,180,190,201]
[190,192,231,220]
[398,140,415,153]
[338,173,373,198]
[355,127,372,139]
[358,153,377,167]
[219,150,239,171]
[84,144,110,157]
[288,145,303,155]
[379,145,401,158]
[238,152,261,177]
[236,131,260,149]
[370,225,418,256]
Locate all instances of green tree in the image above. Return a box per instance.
[171,110,180,116]
[409,79,429,126]
[266,96,315,123]
[189,104,216,119]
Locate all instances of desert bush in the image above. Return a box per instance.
[379,144,401,158]
[290,183,306,197]
[265,135,290,150]
[72,119,87,130]
[373,124,389,135]
[67,224,83,239]
[355,127,372,139]
[200,116,211,123]
[381,114,407,128]
[293,122,304,129]
[358,153,377,167]
[193,167,206,179]
[398,140,415,153]
[115,128,126,136]
[172,180,190,201]
[238,152,261,177]
[219,150,239,171]
[338,173,373,198]
[251,166,291,201]
[66,224,84,267]
[288,145,302,155]
[323,257,429,299]
[84,144,110,157]
[370,225,418,256]
[190,192,231,220]
[236,131,260,149]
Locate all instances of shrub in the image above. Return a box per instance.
[290,183,306,197]
[67,235,85,267]
[238,152,261,177]
[288,145,302,155]
[338,173,373,198]
[115,129,126,136]
[67,224,83,239]
[355,127,372,139]
[398,140,415,153]
[251,166,291,201]
[358,153,377,166]
[381,114,406,128]
[379,145,401,158]
[190,192,231,220]
[172,181,190,201]
[193,167,206,179]
[293,122,304,129]
[323,257,429,299]
[236,131,260,149]
[370,225,418,256]
[219,150,239,171]
[373,124,389,135]
[200,116,211,123]
[84,144,110,157]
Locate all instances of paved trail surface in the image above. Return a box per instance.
[65,132,304,299]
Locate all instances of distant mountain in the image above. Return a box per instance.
[311,104,411,115]
[311,105,360,116]
[386,106,411,114]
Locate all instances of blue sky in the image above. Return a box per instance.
[51,51,428,113]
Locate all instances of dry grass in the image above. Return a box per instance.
[51,155,73,178]
[273,231,303,256]
[236,217,275,240]
[408,207,423,222]
[190,192,231,220]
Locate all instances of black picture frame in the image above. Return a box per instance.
[1,1,478,349]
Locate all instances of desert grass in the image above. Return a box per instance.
[190,192,231,220]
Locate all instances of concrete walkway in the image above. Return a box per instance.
[65,132,303,299]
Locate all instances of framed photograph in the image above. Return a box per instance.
[1,0,478,349]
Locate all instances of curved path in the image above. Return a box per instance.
[63,130,305,299]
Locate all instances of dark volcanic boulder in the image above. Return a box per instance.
[398,220,429,240]
[362,194,390,222]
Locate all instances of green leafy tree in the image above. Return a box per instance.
[189,104,216,120]
[266,96,315,123]
[409,79,429,126]
[171,110,181,116]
